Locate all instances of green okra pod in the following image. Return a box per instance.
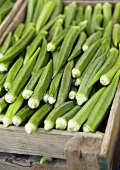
[112,24,120,47]
[0,27,36,63]
[28,60,53,109]
[68,32,87,61]
[3,92,25,127]
[36,0,56,32]
[25,103,53,134]
[5,48,40,103]
[4,57,23,91]
[22,67,44,99]
[112,2,120,24]
[44,101,75,131]
[55,60,74,107]
[102,2,112,28]
[76,6,84,24]
[50,0,63,19]
[84,5,92,35]
[83,71,119,133]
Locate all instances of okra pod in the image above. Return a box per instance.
[0,32,12,55]
[102,2,112,28]
[12,24,25,44]
[56,105,81,130]
[4,57,23,91]
[76,54,107,105]
[0,73,7,95]
[0,27,36,63]
[40,156,52,164]
[22,67,44,99]
[12,105,36,126]
[82,31,103,52]
[68,86,77,100]
[44,101,75,131]
[23,32,44,65]
[25,103,53,134]
[94,14,104,31]
[25,0,37,23]
[3,92,25,127]
[83,71,119,133]
[100,53,120,85]
[64,2,77,28]
[112,2,120,24]
[72,38,102,78]
[88,47,118,87]
[48,72,63,104]
[0,0,14,16]
[36,0,56,32]
[68,32,87,61]
[53,26,80,77]
[32,35,49,75]
[5,48,40,103]
[0,95,8,112]
[68,87,105,132]
[76,7,84,24]
[50,0,63,19]
[112,24,120,47]
[28,60,53,109]
[55,60,74,107]
[84,5,92,35]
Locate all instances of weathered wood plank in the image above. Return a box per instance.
[65,135,103,170]
[100,82,120,170]
[0,0,24,36]
[0,0,28,45]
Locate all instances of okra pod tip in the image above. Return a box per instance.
[28,97,40,109]
[0,54,4,59]
[22,90,33,99]
[47,42,56,52]
[44,120,54,131]
[72,68,81,78]
[48,95,56,104]
[67,120,80,132]
[5,93,16,103]
[25,122,37,134]
[3,116,12,128]
[12,116,23,126]
[56,118,67,130]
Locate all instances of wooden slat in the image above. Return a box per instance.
[0,125,103,159]
[0,0,24,36]
[0,0,28,45]
[65,134,103,170]
[100,82,120,170]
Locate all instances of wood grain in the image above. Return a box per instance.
[65,134,103,170]
[0,0,28,45]
[0,0,24,36]
[100,82,120,170]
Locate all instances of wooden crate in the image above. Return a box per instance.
[0,1,120,170]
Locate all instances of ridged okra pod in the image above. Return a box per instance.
[83,71,119,133]
[112,2,120,24]
[76,7,84,24]
[28,60,53,109]
[102,2,112,28]
[36,0,56,32]
[3,92,25,127]
[84,5,92,35]
[55,60,74,107]
[44,101,75,131]
[112,24,120,47]
[25,103,53,134]
[68,87,105,132]
[4,57,23,91]
[50,0,63,19]
[5,48,40,103]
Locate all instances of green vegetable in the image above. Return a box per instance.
[44,101,75,131]
[4,57,23,91]
[68,86,77,100]
[76,6,84,24]
[102,2,112,28]
[22,67,44,99]
[12,105,36,126]
[0,27,36,63]
[100,53,120,85]
[88,47,118,87]
[83,71,119,133]
[25,0,37,23]
[72,38,102,78]
[50,0,62,19]
[84,5,92,35]
[53,26,80,77]
[55,60,74,107]
[76,53,107,105]
[82,31,103,52]
[112,2,120,24]
[56,105,81,130]
[40,156,53,164]
[112,24,120,47]
[25,103,53,134]
[68,87,105,132]
[48,72,63,104]
[28,60,53,109]
[36,0,56,32]
[94,14,104,31]
[0,73,7,95]
[0,32,12,55]
[3,92,25,127]
[32,35,49,75]
[5,48,39,103]
[0,95,8,112]
[0,0,14,16]
[68,32,87,61]
[12,24,25,44]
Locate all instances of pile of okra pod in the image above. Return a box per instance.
[0,0,120,134]
[0,0,15,24]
